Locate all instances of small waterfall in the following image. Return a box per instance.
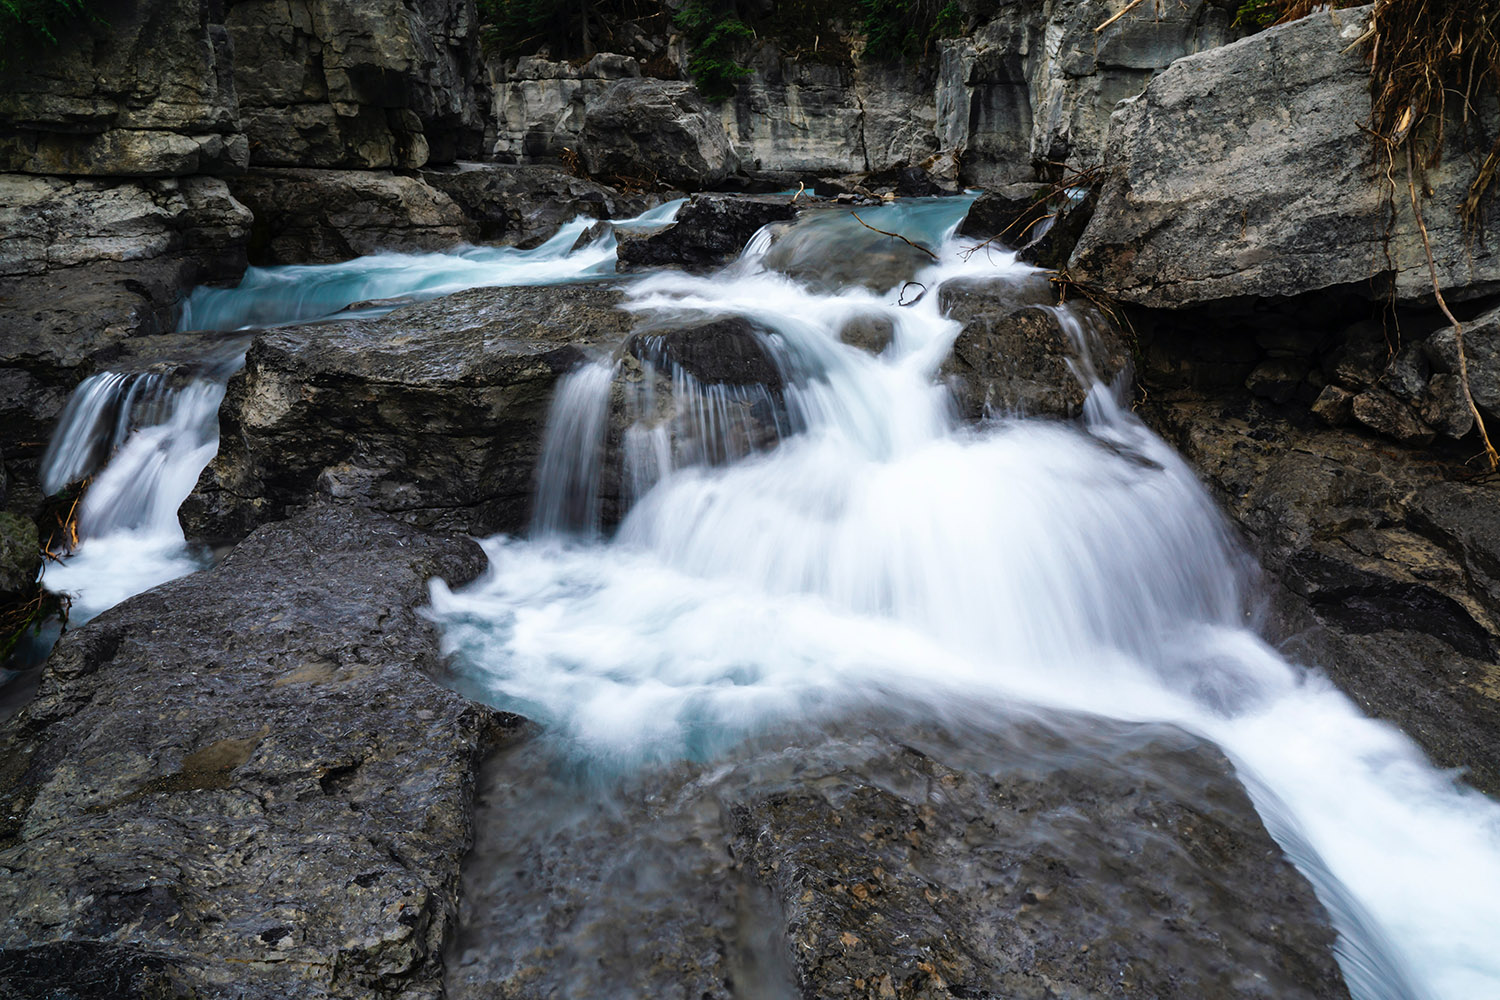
[40,371,177,496]
[531,360,617,538]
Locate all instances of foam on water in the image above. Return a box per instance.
[430,203,1500,1000]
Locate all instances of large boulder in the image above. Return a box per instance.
[616,193,798,271]
[0,0,245,176]
[939,278,1130,419]
[449,715,1350,999]
[580,79,738,189]
[420,162,662,246]
[1070,6,1500,307]
[0,174,251,509]
[0,506,499,999]
[223,0,487,169]
[227,169,475,265]
[181,284,636,543]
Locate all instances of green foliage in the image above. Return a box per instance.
[859,0,963,62]
[476,0,576,58]
[0,0,90,67]
[1232,0,1280,28]
[674,0,753,100]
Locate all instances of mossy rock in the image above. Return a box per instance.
[0,512,40,603]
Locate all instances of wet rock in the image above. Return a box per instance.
[839,314,896,354]
[1350,389,1435,445]
[1071,8,1500,306]
[1150,397,1500,794]
[449,715,1349,1000]
[224,0,487,168]
[939,279,1130,419]
[580,79,738,189]
[0,512,38,606]
[956,184,1051,245]
[617,193,798,271]
[0,0,245,176]
[0,175,251,507]
[420,162,662,246]
[1016,187,1097,270]
[762,208,938,293]
[1311,384,1356,426]
[182,284,636,543]
[228,169,475,266]
[0,505,498,998]
[625,318,786,390]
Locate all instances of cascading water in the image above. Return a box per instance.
[430,200,1500,1000]
[36,200,687,622]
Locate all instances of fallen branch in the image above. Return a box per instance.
[850,213,938,260]
[1095,0,1148,34]
[1406,142,1499,469]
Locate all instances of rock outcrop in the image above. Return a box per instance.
[421,162,662,246]
[616,193,798,271]
[1070,6,1500,307]
[182,284,636,543]
[0,506,498,999]
[228,169,475,265]
[579,79,739,188]
[449,715,1350,999]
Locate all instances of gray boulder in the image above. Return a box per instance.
[420,162,664,246]
[0,505,498,999]
[450,715,1350,1000]
[227,169,475,265]
[1070,6,1500,307]
[580,79,738,189]
[182,284,636,543]
[940,278,1129,419]
[617,193,797,271]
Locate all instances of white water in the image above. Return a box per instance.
[40,200,685,621]
[430,206,1500,1000]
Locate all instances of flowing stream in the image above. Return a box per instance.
[29,195,1500,998]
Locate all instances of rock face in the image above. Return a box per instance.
[182,284,636,543]
[617,193,798,271]
[0,0,485,177]
[0,0,245,176]
[228,169,475,265]
[0,512,38,607]
[939,278,1130,419]
[0,175,252,509]
[1070,6,1500,307]
[449,715,1350,1000]
[421,162,662,246]
[0,505,497,999]
[579,79,738,188]
[488,53,643,163]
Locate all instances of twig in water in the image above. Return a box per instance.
[898,281,927,306]
[850,213,938,260]
[1406,142,1499,469]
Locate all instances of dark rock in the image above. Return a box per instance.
[228,169,475,266]
[223,0,487,169]
[0,505,499,998]
[182,284,636,543]
[1310,384,1355,426]
[617,193,798,272]
[1150,397,1500,795]
[580,79,738,189]
[448,714,1349,1000]
[0,0,245,176]
[1071,7,1500,307]
[420,162,664,246]
[1246,358,1310,404]
[939,279,1130,419]
[625,318,785,390]
[1350,389,1435,445]
[761,207,939,292]
[1017,186,1097,270]
[956,184,1051,245]
[1425,304,1500,422]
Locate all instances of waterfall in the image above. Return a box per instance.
[431,201,1500,1000]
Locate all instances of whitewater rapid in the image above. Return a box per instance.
[429,205,1500,1000]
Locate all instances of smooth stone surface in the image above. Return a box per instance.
[182,284,636,543]
[0,505,498,999]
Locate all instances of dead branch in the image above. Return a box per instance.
[1095,0,1148,34]
[850,213,938,260]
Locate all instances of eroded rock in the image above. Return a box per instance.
[420,162,663,246]
[617,193,798,271]
[0,505,499,998]
[580,79,738,188]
